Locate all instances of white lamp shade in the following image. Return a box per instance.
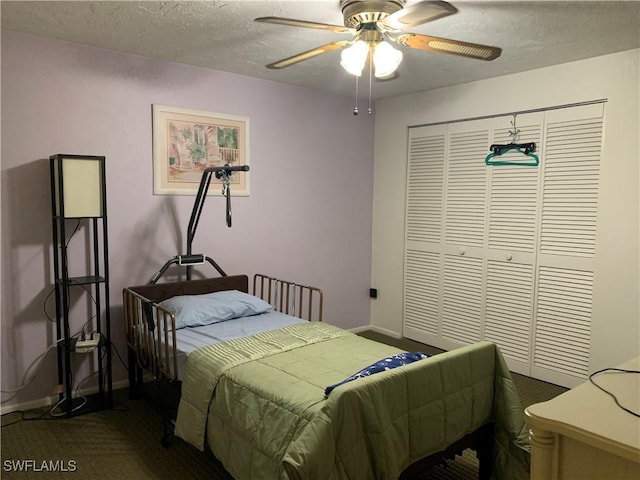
[52,156,104,218]
[340,40,369,76]
[373,41,403,78]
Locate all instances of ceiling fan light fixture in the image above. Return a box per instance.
[373,41,403,78]
[340,40,369,76]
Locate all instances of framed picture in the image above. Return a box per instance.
[152,104,250,196]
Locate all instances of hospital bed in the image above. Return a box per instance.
[123,273,530,480]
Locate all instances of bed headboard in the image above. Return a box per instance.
[123,273,322,382]
[127,275,249,303]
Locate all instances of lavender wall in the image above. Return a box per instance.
[1,30,375,409]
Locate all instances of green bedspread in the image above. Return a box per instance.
[174,323,529,480]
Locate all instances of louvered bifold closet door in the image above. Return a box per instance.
[404,124,446,342]
[441,120,489,346]
[484,113,542,374]
[402,103,604,388]
[532,103,604,387]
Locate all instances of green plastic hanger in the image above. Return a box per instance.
[486,113,539,166]
[485,142,539,167]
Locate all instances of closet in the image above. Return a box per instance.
[403,102,604,388]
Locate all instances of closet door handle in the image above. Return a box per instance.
[506,253,513,261]
[459,249,466,256]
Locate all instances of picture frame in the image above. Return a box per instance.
[152,104,250,196]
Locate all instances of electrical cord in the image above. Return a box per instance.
[588,367,640,418]
[4,219,129,425]
[97,345,129,412]
[43,219,86,328]
[53,352,108,418]
[1,342,59,394]
[1,409,59,427]
[60,219,82,323]
[70,281,98,338]
[59,339,110,416]
[45,366,94,418]
[1,325,91,394]
[109,340,129,372]
[3,346,128,426]
[43,287,56,323]
[48,395,87,418]
[65,219,82,246]
[74,361,102,400]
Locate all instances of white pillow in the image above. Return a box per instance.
[159,290,273,329]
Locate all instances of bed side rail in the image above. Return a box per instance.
[123,288,179,382]
[252,273,323,322]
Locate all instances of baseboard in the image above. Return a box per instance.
[365,325,403,339]
[348,325,371,334]
[0,379,129,415]
[349,324,403,339]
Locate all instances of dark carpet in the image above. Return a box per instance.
[1,331,567,479]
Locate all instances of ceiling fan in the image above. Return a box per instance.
[255,0,502,79]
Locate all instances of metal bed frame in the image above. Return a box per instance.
[123,274,496,478]
[123,273,323,386]
[123,273,324,447]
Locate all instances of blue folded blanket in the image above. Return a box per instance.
[325,352,431,396]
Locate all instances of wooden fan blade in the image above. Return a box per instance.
[397,33,502,60]
[380,1,457,31]
[266,41,350,69]
[255,16,351,34]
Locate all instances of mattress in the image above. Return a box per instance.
[172,311,305,379]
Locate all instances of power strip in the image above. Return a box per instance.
[75,333,101,353]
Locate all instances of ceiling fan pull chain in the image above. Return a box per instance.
[368,54,373,114]
[353,75,359,115]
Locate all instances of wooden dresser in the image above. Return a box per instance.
[525,357,640,480]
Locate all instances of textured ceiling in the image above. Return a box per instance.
[2,1,639,100]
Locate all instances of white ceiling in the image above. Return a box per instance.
[2,1,639,100]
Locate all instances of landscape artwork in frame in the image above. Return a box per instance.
[152,104,250,196]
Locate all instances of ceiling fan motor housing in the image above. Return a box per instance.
[340,0,405,28]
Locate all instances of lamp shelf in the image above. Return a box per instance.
[57,275,106,285]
